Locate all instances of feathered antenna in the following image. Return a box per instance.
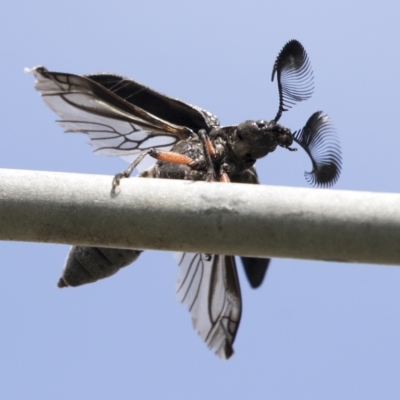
[293,111,342,187]
[272,40,314,122]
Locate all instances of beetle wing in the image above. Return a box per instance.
[175,253,241,360]
[86,73,220,131]
[30,67,218,164]
[240,257,270,289]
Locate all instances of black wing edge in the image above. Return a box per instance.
[293,111,342,187]
[240,257,270,289]
[86,73,219,132]
[217,255,242,359]
[271,40,314,122]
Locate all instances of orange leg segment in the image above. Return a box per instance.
[205,136,216,157]
[220,172,231,183]
[150,149,193,165]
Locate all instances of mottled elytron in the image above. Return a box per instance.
[28,39,341,359]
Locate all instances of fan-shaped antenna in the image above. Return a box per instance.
[293,111,342,187]
[272,40,314,122]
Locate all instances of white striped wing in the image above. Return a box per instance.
[29,66,192,161]
[175,253,242,359]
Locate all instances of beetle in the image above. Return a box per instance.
[28,39,341,359]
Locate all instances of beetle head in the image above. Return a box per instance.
[231,120,295,161]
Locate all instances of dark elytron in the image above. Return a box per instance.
[29,40,341,359]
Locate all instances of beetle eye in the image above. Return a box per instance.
[256,120,266,128]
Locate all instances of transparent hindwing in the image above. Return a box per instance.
[175,253,242,359]
[29,67,219,168]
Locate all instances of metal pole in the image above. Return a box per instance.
[1,168,399,265]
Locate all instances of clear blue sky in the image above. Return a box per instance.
[1,1,400,399]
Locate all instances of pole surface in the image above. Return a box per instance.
[1,168,399,265]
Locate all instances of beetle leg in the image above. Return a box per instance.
[198,129,217,182]
[220,172,230,182]
[219,163,231,182]
[149,149,193,164]
[113,130,218,188]
[112,149,154,189]
[204,135,216,157]
[113,148,196,189]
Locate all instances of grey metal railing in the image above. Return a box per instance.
[1,168,399,265]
